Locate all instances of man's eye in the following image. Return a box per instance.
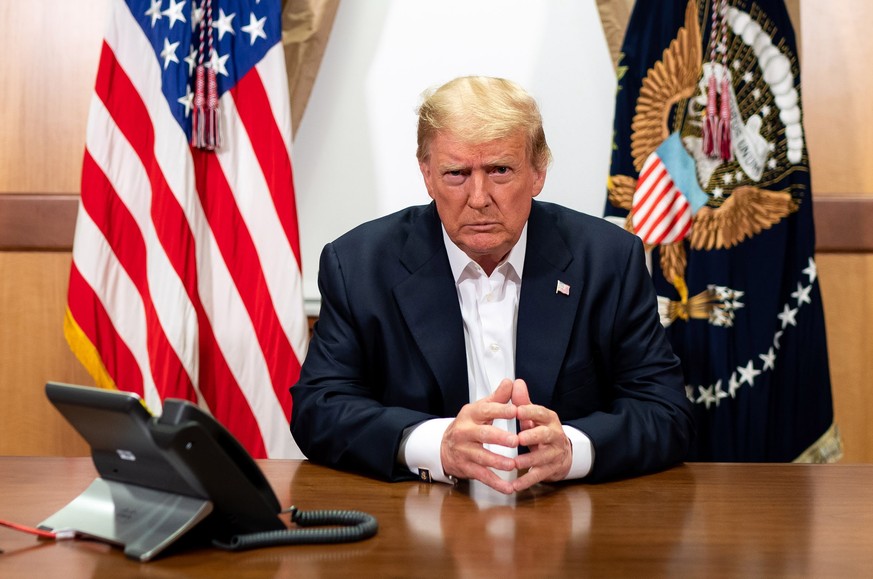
[443,171,466,184]
[494,166,509,174]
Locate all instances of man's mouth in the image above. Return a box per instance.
[465,222,497,231]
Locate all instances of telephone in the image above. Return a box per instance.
[38,382,376,561]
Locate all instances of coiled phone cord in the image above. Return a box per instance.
[212,507,378,551]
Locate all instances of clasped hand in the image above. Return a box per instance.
[440,378,572,494]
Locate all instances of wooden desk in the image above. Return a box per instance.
[1,458,872,577]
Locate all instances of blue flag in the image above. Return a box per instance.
[605,0,841,461]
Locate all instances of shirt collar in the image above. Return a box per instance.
[442,223,528,283]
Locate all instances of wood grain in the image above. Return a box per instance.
[1,458,873,576]
[0,253,92,456]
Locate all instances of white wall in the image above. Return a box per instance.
[292,0,616,304]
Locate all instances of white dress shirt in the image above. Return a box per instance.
[401,224,593,483]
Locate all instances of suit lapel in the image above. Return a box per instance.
[516,203,583,405]
[393,204,469,416]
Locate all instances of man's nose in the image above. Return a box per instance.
[466,172,491,208]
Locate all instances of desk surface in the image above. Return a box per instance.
[1,457,872,577]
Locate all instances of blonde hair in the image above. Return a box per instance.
[416,76,552,171]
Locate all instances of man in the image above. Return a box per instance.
[291,76,693,494]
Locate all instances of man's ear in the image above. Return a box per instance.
[531,168,547,198]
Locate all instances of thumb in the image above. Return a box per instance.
[489,378,515,404]
[511,378,532,407]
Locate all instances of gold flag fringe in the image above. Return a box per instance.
[793,423,843,464]
[63,307,118,392]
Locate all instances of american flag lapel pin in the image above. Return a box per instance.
[556,280,570,296]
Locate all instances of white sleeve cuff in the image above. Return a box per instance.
[401,418,455,484]
[562,424,594,480]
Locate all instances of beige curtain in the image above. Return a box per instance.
[282,0,341,136]
[596,0,635,71]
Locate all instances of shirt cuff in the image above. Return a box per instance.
[400,418,455,484]
[562,424,594,480]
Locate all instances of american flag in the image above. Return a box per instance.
[64,0,308,458]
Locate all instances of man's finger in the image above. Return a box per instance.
[510,378,531,406]
[473,424,519,450]
[512,379,538,432]
[488,378,515,404]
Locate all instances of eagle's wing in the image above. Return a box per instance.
[607,174,636,211]
[689,186,796,250]
[631,0,702,172]
[659,242,688,287]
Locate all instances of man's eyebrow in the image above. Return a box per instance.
[438,163,468,173]
[438,155,520,172]
[485,154,520,167]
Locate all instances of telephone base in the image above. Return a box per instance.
[38,477,213,562]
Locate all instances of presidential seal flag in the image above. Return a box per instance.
[64,0,308,459]
[605,0,841,461]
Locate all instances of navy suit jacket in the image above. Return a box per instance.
[291,201,693,483]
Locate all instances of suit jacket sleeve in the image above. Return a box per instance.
[290,205,465,482]
[290,242,432,481]
[565,235,693,482]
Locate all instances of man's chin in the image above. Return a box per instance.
[456,238,512,265]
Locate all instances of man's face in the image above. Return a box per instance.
[419,130,546,273]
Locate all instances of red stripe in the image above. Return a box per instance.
[655,198,691,245]
[190,148,296,420]
[92,42,267,457]
[216,65,302,420]
[195,320,268,458]
[642,188,680,242]
[232,67,302,268]
[637,154,660,184]
[633,164,670,221]
[674,218,692,243]
[80,151,196,402]
[68,263,144,397]
[634,169,672,232]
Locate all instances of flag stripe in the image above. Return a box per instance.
[232,65,302,268]
[635,180,673,238]
[228,57,309,360]
[191,146,295,418]
[92,40,214,408]
[634,166,670,225]
[84,93,201,404]
[633,153,692,246]
[651,197,691,245]
[635,182,671,235]
[80,151,196,402]
[68,256,144,398]
[71,200,162,402]
[645,190,687,243]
